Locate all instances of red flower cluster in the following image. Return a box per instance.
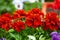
[43,12,59,30]
[0,13,12,31]
[0,8,59,32]
[12,20,25,32]
[25,8,44,28]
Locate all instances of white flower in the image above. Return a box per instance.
[28,35,36,40]
[13,0,23,9]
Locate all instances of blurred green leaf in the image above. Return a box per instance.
[24,2,42,11]
[0,28,6,38]
[0,0,16,14]
[39,35,46,40]
[8,29,15,33]
[9,33,21,40]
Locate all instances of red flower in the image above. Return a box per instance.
[12,20,25,32]
[26,16,42,28]
[1,13,13,20]
[0,14,12,31]
[46,3,53,9]
[25,8,43,28]
[2,24,10,31]
[52,0,60,9]
[43,12,59,30]
[13,10,26,19]
[28,8,44,18]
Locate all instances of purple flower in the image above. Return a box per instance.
[50,32,60,40]
[0,38,6,40]
[50,32,58,36]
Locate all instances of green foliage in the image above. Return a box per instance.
[0,28,6,38]
[0,0,16,14]
[23,2,42,11]
[0,27,51,40]
[39,35,46,40]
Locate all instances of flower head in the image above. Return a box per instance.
[50,32,58,36]
[43,12,59,30]
[13,10,26,19]
[28,8,44,18]
[52,0,60,9]
[12,20,25,32]
[50,32,60,40]
[0,13,12,31]
[25,8,44,28]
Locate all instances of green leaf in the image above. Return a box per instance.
[0,28,6,38]
[46,38,51,40]
[39,27,44,34]
[9,33,21,40]
[39,35,46,40]
[0,0,16,14]
[8,29,15,33]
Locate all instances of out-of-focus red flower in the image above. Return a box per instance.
[25,8,44,28]
[52,0,60,9]
[13,10,27,19]
[46,3,53,8]
[12,20,25,32]
[43,12,59,30]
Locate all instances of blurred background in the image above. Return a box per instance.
[0,0,54,14]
